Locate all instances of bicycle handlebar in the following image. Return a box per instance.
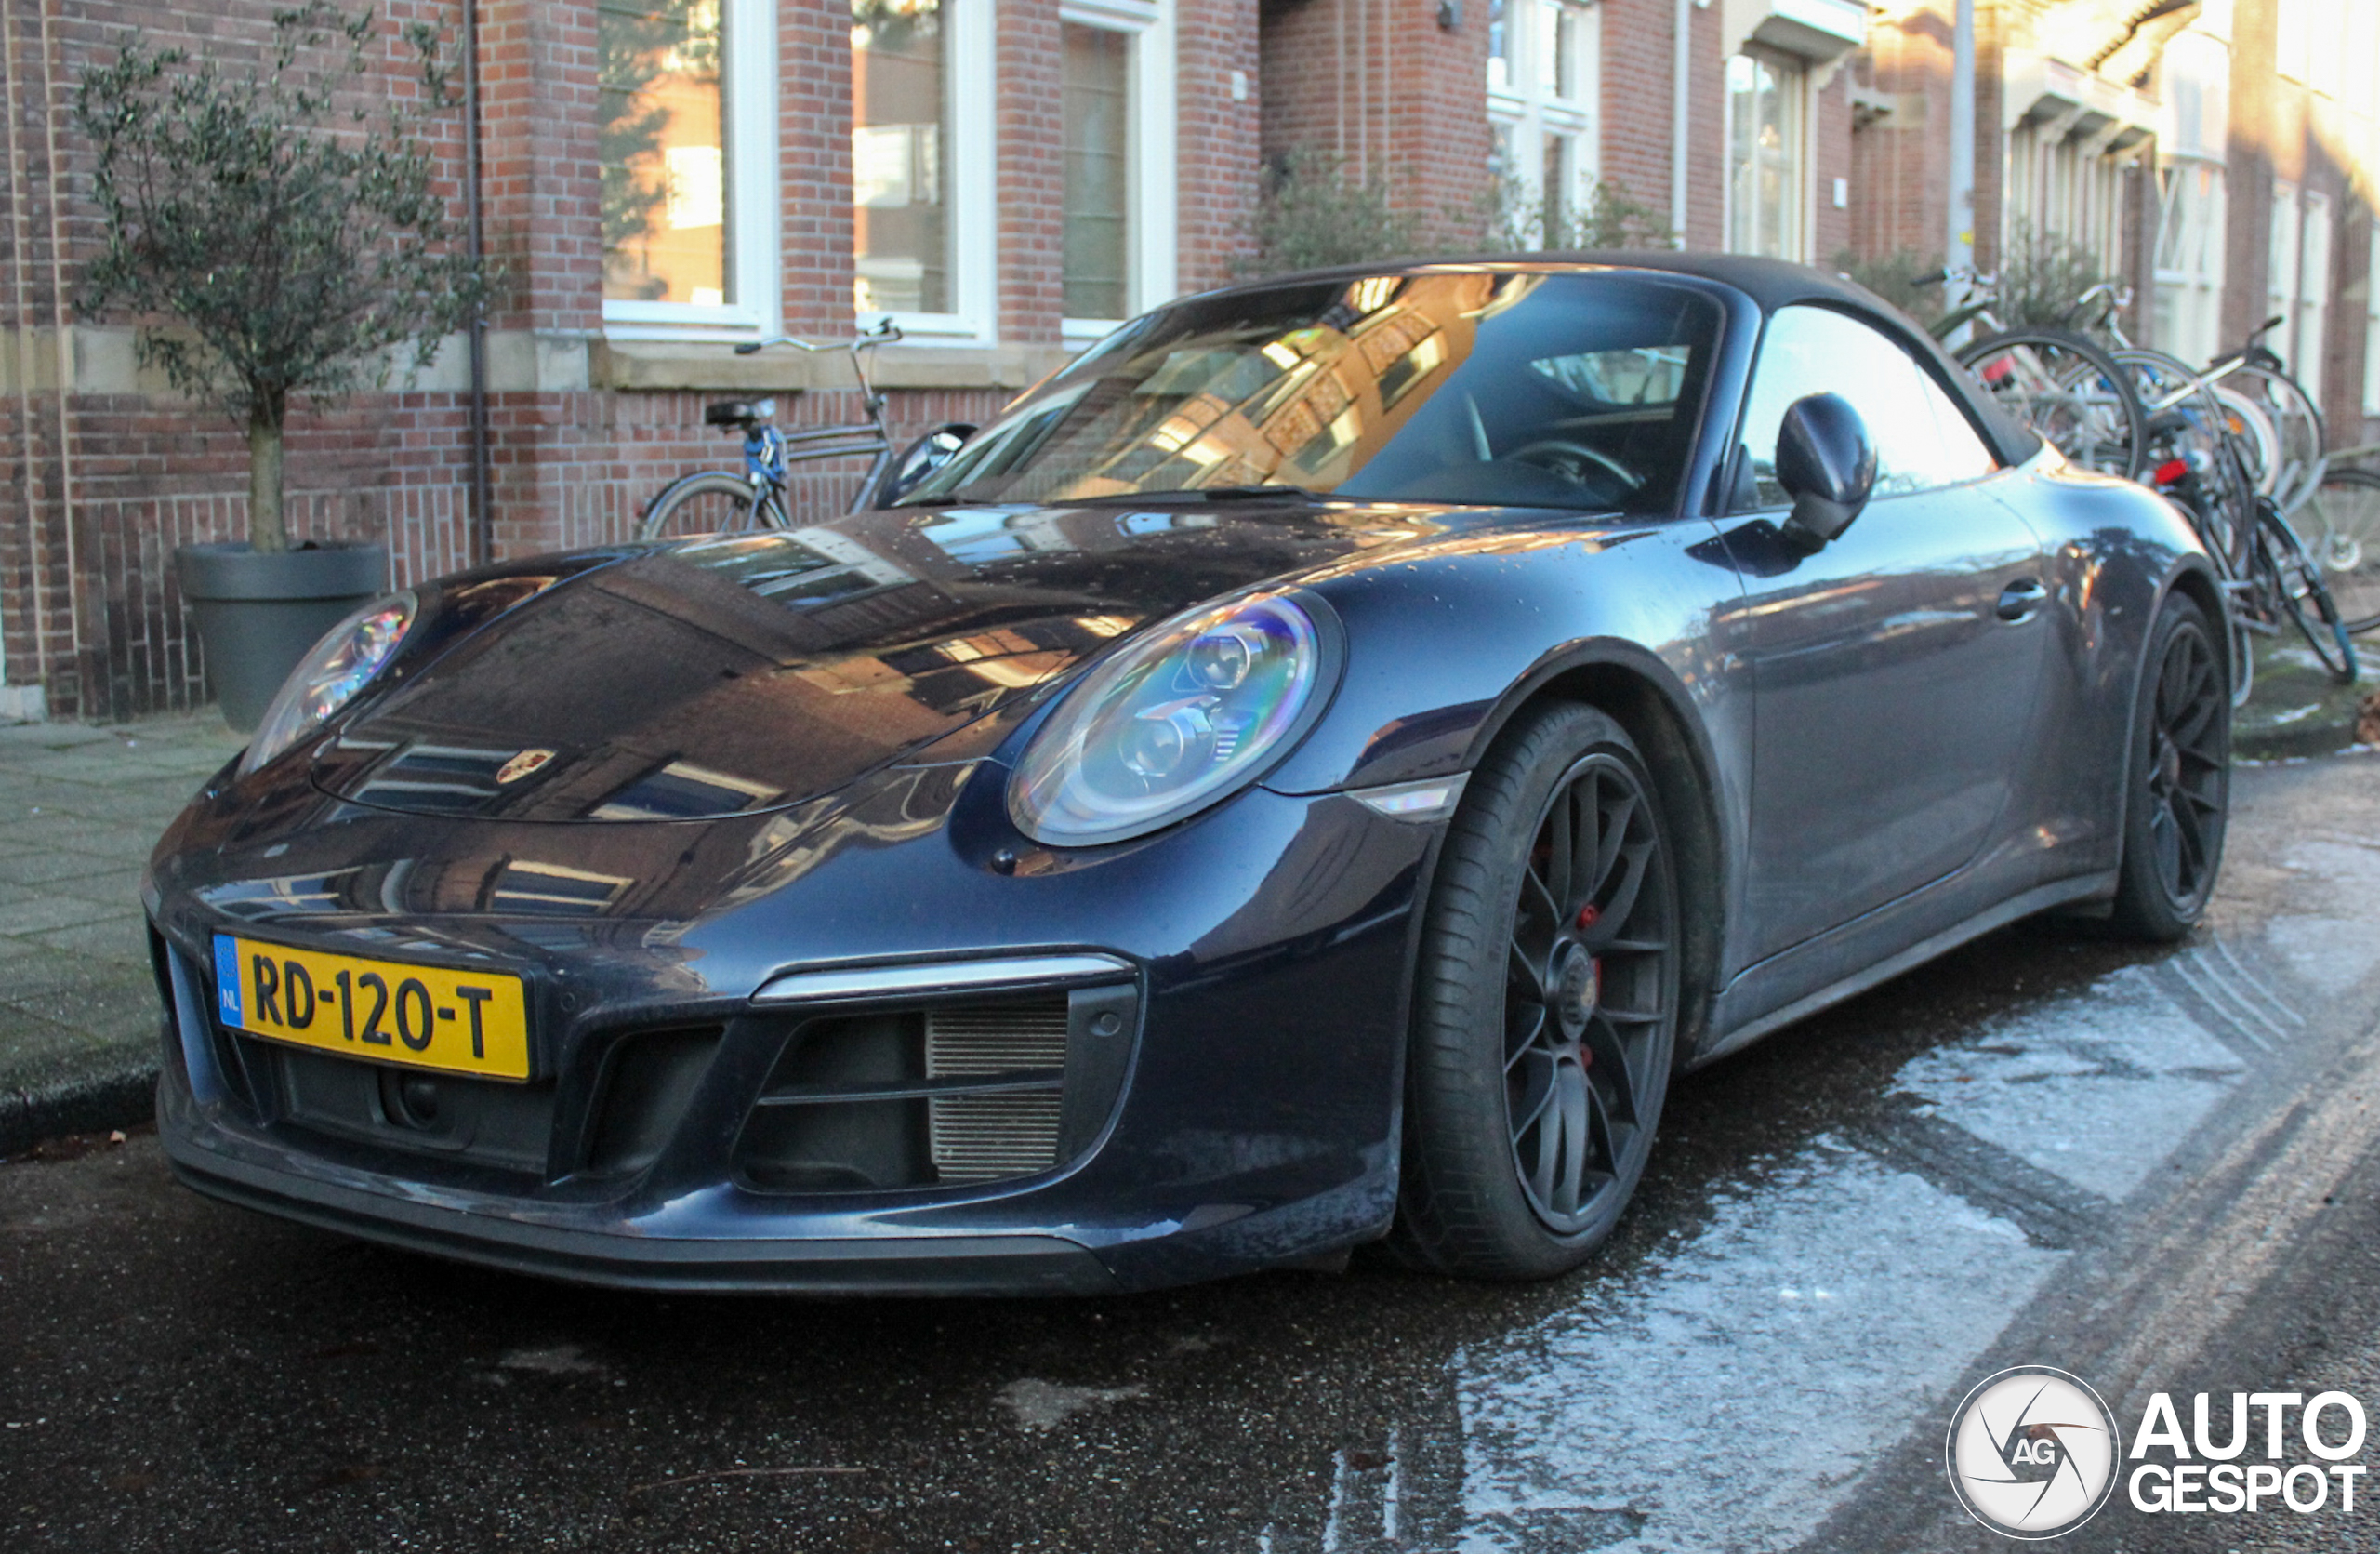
[733,320,906,356]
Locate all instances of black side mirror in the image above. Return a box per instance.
[872,422,976,507]
[1775,392,1876,549]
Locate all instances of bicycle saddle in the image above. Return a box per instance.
[705,398,774,429]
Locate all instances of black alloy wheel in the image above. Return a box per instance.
[1395,703,1681,1279]
[2109,592,2229,940]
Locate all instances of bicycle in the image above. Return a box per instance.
[2069,286,2365,659]
[639,321,903,539]
[2143,407,2359,691]
[2068,287,2323,516]
[1916,268,2149,480]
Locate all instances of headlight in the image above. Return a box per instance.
[1009,591,1336,846]
[239,591,416,776]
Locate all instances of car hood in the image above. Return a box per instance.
[308,497,1485,822]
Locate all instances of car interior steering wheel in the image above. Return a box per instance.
[1504,438,1646,497]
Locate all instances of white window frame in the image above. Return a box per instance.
[2361,220,2380,415]
[2271,181,2301,373]
[2153,156,2227,368]
[2276,0,2311,85]
[853,0,998,343]
[1487,0,1602,246]
[602,0,780,339]
[1722,46,1809,263]
[1060,0,1178,343]
[2298,190,2332,385]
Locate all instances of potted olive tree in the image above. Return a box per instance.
[76,3,487,729]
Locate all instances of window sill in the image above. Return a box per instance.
[591,340,1078,394]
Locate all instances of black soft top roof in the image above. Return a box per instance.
[1189,252,2045,471]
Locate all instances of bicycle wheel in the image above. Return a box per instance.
[2225,363,2325,513]
[2304,465,2380,633]
[1958,327,2148,479]
[2209,385,2283,498]
[2254,500,2360,683]
[639,471,785,540]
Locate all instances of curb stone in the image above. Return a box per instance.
[0,1056,159,1160]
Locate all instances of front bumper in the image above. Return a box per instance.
[165,1127,1119,1295]
[149,782,1438,1295]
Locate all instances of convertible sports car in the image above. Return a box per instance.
[146,255,2231,1294]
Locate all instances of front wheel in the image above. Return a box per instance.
[1393,703,1681,1280]
[639,471,785,540]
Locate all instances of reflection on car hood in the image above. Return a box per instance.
[310,498,1466,822]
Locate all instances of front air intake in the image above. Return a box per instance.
[732,982,1136,1194]
[926,1003,1069,1183]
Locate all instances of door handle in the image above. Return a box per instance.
[1997,578,2047,622]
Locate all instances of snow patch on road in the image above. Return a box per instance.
[1453,1149,2063,1553]
[1897,966,2242,1201]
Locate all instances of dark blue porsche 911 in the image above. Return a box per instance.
[145,255,2230,1294]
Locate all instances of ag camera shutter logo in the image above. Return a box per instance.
[1946,1366,2122,1538]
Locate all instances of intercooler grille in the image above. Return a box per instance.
[925,1002,1068,1183]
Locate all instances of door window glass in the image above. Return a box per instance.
[1736,306,1997,509]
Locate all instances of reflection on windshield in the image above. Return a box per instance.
[903,271,1720,513]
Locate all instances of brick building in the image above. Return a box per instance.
[1849,2,2380,443]
[1,0,1892,724]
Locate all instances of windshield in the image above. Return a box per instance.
[900,271,1723,513]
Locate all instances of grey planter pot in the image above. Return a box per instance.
[176,541,390,733]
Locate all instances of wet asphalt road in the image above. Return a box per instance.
[6,754,2380,1554]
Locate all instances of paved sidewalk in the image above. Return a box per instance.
[0,714,244,1153]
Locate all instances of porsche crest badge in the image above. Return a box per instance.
[496,748,557,785]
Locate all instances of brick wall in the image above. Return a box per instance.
[1257,0,1488,246]
[0,0,1236,720]
[1598,1,1674,216]
[1176,0,1262,290]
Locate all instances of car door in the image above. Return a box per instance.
[1715,304,2054,967]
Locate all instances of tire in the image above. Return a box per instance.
[2225,363,2325,513]
[2254,501,2360,683]
[2210,384,2283,498]
[1957,328,2149,480]
[1393,702,1681,1280]
[2303,466,2380,635]
[639,471,785,540]
[2107,592,2230,941]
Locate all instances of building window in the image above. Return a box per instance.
[1064,24,1130,321]
[599,0,775,329]
[2154,159,2226,368]
[2004,125,2129,285]
[1059,1,1176,334]
[2362,222,2380,414]
[2271,183,2301,372]
[2298,192,2331,384]
[853,0,992,335]
[2275,0,2311,86]
[1726,50,1803,260]
[1487,0,1599,246]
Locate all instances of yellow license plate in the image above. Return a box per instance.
[212,934,532,1081]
